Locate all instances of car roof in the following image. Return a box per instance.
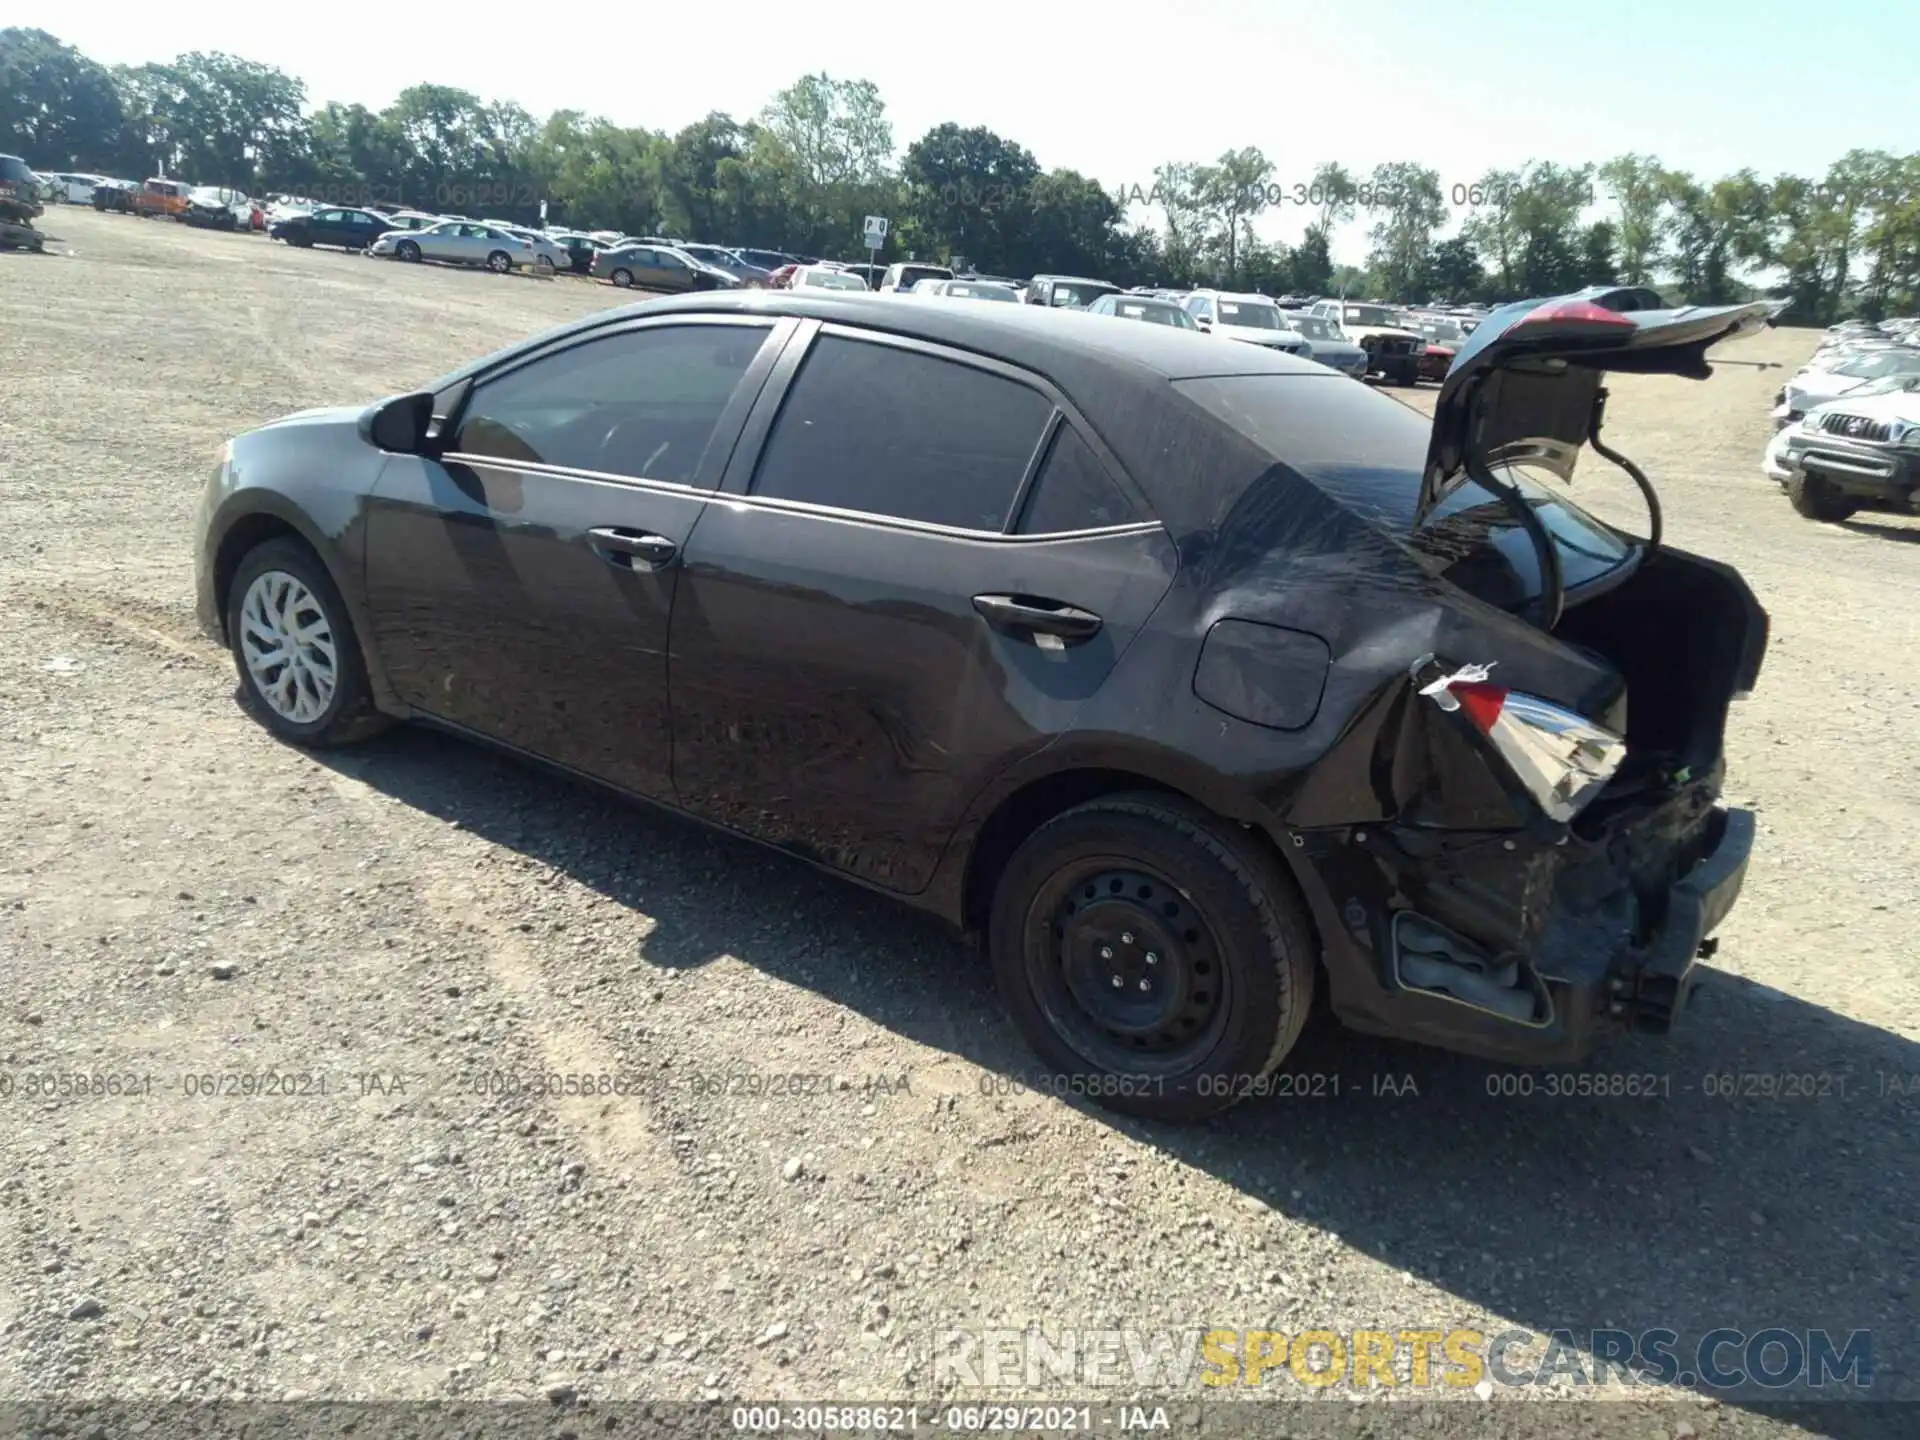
[1034,274,1115,285]
[427,290,1332,537]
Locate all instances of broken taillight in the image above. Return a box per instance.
[1419,661,1627,823]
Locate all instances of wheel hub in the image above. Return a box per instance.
[1050,869,1219,1056]
[238,569,337,724]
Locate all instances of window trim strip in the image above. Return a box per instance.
[434,453,1164,543]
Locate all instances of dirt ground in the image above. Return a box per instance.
[1,209,1914,1439]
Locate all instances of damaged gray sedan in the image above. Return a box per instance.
[193,290,1771,1118]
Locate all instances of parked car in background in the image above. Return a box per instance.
[183,186,255,231]
[677,243,773,287]
[492,224,564,274]
[1765,377,1920,521]
[371,219,539,273]
[1406,314,1476,382]
[91,179,138,213]
[916,279,1021,302]
[766,264,802,289]
[0,154,43,229]
[735,247,802,273]
[1771,349,1920,429]
[1184,290,1313,357]
[380,211,445,234]
[832,262,887,290]
[39,172,109,204]
[791,265,871,291]
[1305,300,1423,384]
[134,178,193,219]
[591,243,743,291]
[195,289,1772,1119]
[1085,293,1198,329]
[271,205,392,251]
[543,232,604,275]
[879,262,954,294]
[1025,275,1122,309]
[1273,310,1368,377]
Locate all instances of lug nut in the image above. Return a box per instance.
[1110,975,1124,989]
[1099,946,1113,960]
[1145,952,1159,966]
[1121,931,1135,945]
[1138,979,1150,992]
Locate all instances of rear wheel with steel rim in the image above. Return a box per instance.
[396,239,421,263]
[610,268,634,288]
[988,792,1316,1120]
[486,249,512,274]
[535,254,555,277]
[225,538,388,746]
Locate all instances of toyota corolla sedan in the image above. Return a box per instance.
[194,291,1772,1119]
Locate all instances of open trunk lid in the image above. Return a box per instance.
[1418,296,1774,528]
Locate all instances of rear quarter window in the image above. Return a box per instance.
[1016,426,1142,534]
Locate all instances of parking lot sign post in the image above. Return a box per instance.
[864,214,888,258]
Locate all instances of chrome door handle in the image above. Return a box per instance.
[588,527,679,570]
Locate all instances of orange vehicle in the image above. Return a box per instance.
[133,178,192,219]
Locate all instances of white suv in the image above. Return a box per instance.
[1182,291,1312,357]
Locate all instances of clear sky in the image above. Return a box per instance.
[19,0,1917,254]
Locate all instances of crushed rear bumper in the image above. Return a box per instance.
[1301,800,1755,1066]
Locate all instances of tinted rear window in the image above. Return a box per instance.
[1174,374,1431,528]
[752,335,1051,530]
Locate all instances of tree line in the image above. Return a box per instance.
[5,26,1918,320]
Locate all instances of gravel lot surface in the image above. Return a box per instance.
[1,210,1914,1439]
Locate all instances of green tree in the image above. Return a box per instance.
[1197,146,1273,283]
[1016,168,1122,279]
[1147,161,1209,280]
[1290,226,1334,295]
[1364,161,1444,299]
[1598,153,1666,284]
[0,27,125,171]
[901,123,1038,275]
[1306,160,1357,237]
[1461,166,1522,294]
[1422,235,1483,302]
[1579,220,1619,286]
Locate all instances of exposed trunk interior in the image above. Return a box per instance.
[1554,547,1766,791]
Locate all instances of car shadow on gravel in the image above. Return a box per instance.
[1838,516,1920,544]
[318,724,1913,1431]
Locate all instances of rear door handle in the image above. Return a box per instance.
[972,594,1103,644]
[588,527,679,570]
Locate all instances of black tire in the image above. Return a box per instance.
[225,538,389,748]
[987,792,1317,1120]
[1787,470,1857,521]
[610,267,634,288]
[396,239,421,263]
[486,249,512,274]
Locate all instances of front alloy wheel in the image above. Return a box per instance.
[226,538,388,747]
[486,250,512,273]
[239,570,335,724]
